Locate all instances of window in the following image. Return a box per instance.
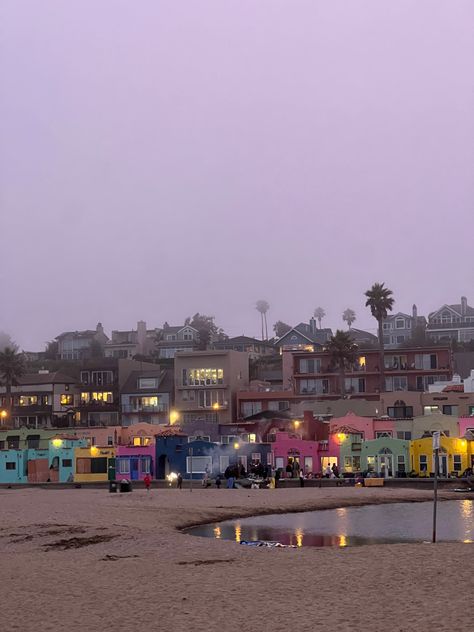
[138,378,158,389]
[396,431,412,440]
[419,455,428,472]
[298,379,329,394]
[221,435,239,445]
[198,390,224,408]
[62,459,72,467]
[383,335,391,345]
[186,456,212,474]
[395,319,405,329]
[118,459,130,474]
[6,462,16,470]
[397,455,406,473]
[19,395,38,406]
[415,354,437,370]
[343,456,361,473]
[166,334,177,341]
[107,436,113,446]
[27,435,40,449]
[344,378,365,393]
[81,392,113,404]
[141,457,151,474]
[387,405,413,419]
[396,335,405,344]
[81,371,90,384]
[367,456,376,471]
[299,359,321,374]
[385,376,408,392]
[268,400,290,411]
[442,405,458,416]
[91,458,108,474]
[60,394,73,406]
[423,405,440,415]
[241,402,262,417]
[385,355,408,370]
[383,323,391,330]
[375,431,392,439]
[453,455,462,472]
[188,435,210,442]
[91,371,114,386]
[251,452,262,464]
[185,368,224,386]
[181,390,196,402]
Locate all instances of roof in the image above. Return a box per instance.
[242,410,291,421]
[121,369,171,394]
[154,426,187,437]
[162,325,199,335]
[17,371,78,386]
[429,303,474,319]
[346,328,378,343]
[56,330,97,340]
[442,384,464,393]
[277,323,332,345]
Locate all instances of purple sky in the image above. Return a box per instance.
[2,1,473,350]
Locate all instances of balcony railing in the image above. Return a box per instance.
[122,404,168,414]
[13,404,52,414]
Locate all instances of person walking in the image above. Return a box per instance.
[143,473,151,491]
[177,473,183,489]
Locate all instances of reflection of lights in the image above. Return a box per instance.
[295,528,303,547]
[463,539,472,544]
[213,527,221,539]
[339,535,347,547]
[336,508,347,517]
[461,499,473,519]
[235,523,242,542]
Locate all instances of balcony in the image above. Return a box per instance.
[78,401,117,411]
[13,404,52,415]
[122,404,168,414]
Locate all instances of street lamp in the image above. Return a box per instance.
[169,410,180,426]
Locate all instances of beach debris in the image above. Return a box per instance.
[43,534,118,550]
[240,540,297,548]
[101,554,139,561]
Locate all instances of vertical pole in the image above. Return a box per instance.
[432,446,439,543]
[189,447,193,492]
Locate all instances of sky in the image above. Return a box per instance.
[1,1,473,350]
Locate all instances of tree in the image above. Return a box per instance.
[44,340,58,360]
[185,313,225,350]
[326,330,358,396]
[365,282,394,392]
[342,308,356,329]
[0,346,25,424]
[256,300,270,340]
[273,321,292,339]
[0,332,14,352]
[314,307,326,329]
[89,339,104,358]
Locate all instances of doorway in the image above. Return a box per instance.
[130,458,139,480]
[378,454,393,478]
[435,454,448,477]
[157,455,170,479]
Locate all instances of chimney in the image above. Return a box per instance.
[412,304,417,320]
[137,320,146,353]
[309,317,317,334]
[96,322,104,335]
[461,296,467,316]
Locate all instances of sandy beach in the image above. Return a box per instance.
[1,486,472,632]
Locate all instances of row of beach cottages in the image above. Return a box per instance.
[1,413,474,483]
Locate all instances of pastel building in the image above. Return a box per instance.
[411,436,470,477]
[49,436,87,482]
[340,437,410,477]
[0,450,28,483]
[74,446,116,482]
[116,445,154,481]
[271,432,320,475]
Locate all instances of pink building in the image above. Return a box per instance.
[458,417,474,438]
[115,445,155,480]
[72,422,159,447]
[272,432,320,475]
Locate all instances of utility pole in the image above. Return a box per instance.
[432,431,440,543]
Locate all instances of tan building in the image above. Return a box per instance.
[174,350,249,424]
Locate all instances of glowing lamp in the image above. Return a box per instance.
[212,402,220,410]
[52,438,63,448]
[0,410,7,419]
[293,420,300,429]
[233,442,240,450]
[90,446,100,456]
[169,410,179,425]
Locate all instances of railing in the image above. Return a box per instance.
[13,405,52,413]
[122,404,168,413]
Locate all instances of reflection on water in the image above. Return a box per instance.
[187,500,474,548]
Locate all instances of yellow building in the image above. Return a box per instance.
[74,446,116,483]
[411,436,469,477]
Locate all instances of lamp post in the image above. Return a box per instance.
[432,431,440,543]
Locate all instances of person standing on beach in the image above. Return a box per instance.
[177,473,183,489]
[143,473,151,491]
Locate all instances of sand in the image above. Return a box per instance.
[0,486,472,632]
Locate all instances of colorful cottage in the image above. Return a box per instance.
[271,432,320,475]
[411,436,470,477]
[74,446,116,482]
[0,450,28,483]
[116,445,154,481]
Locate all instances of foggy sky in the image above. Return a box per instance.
[1,1,473,350]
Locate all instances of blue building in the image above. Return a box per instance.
[155,433,272,479]
[0,450,28,484]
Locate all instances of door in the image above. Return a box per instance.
[107,457,116,481]
[436,454,448,477]
[131,458,139,480]
[304,457,313,474]
[378,455,393,478]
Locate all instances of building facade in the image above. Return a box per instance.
[427,297,474,342]
[382,305,426,349]
[56,323,108,360]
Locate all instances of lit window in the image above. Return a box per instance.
[19,396,38,406]
[60,394,73,406]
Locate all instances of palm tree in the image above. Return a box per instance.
[326,330,358,396]
[0,346,25,425]
[256,300,270,340]
[365,282,395,392]
[342,308,356,329]
[314,307,326,329]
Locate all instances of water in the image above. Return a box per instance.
[186,500,474,547]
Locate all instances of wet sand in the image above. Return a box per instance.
[0,486,472,632]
